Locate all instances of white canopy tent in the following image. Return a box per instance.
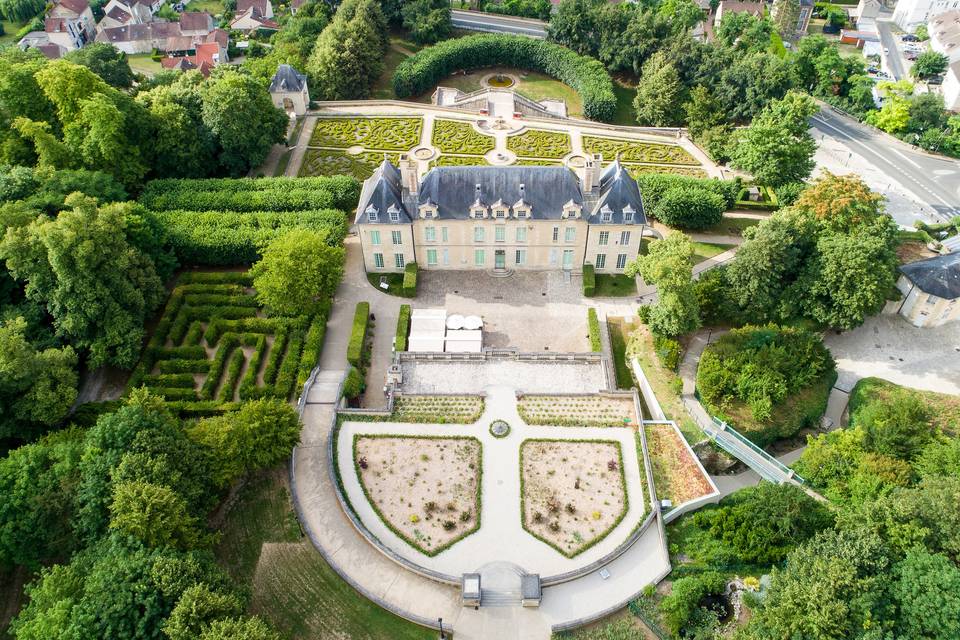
[445,330,483,353]
[408,309,447,353]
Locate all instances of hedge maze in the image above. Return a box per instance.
[432,119,496,155]
[300,149,402,179]
[139,176,357,266]
[129,271,325,415]
[507,129,572,159]
[583,136,698,166]
[309,117,423,150]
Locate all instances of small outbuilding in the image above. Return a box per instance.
[269,64,309,115]
[896,253,960,327]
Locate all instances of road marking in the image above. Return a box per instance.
[888,147,922,170]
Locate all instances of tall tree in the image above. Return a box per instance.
[634,51,684,126]
[251,229,344,317]
[63,43,135,89]
[730,90,817,186]
[0,194,164,369]
[200,68,287,176]
[627,232,700,337]
[771,0,800,37]
[307,0,388,100]
[401,0,451,44]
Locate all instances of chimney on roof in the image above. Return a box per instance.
[582,154,602,194]
[519,183,525,200]
[474,183,482,203]
[400,154,418,195]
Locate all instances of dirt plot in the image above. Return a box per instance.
[355,436,482,554]
[518,394,638,427]
[521,439,627,557]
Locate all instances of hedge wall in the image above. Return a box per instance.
[154,209,347,265]
[402,262,418,298]
[139,176,361,212]
[636,174,741,211]
[347,302,370,368]
[396,304,411,352]
[587,308,602,352]
[392,34,617,122]
[582,264,595,297]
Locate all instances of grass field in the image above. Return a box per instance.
[594,274,637,297]
[697,216,761,237]
[127,53,163,77]
[0,19,28,46]
[607,317,636,391]
[217,467,434,640]
[610,77,639,127]
[184,0,225,14]
[691,242,735,265]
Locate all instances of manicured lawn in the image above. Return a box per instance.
[697,215,761,237]
[365,271,405,296]
[416,66,584,117]
[594,274,637,298]
[691,242,735,265]
[607,316,635,391]
[300,148,401,179]
[273,149,292,177]
[610,77,638,127]
[372,43,412,99]
[184,0,225,14]
[217,467,434,640]
[127,53,163,77]
[1,19,28,46]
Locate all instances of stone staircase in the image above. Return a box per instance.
[477,561,526,608]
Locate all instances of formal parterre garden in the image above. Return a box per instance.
[429,154,492,168]
[643,422,715,507]
[520,439,628,557]
[506,128,572,159]
[300,149,402,180]
[354,435,482,555]
[583,136,698,166]
[127,271,324,413]
[517,394,638,427]
[310,117,423,150]
[432,118,496,155]
[392,395,485,424]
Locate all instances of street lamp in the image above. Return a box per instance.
[438,617,445,639]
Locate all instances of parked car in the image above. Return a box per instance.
[867,66,880,74]
[884,47,890,55]
[876,70,891,79]
[905,51,918,60]
[902,34,919,42]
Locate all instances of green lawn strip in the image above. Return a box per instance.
[519,438,629,559]
[610,78,639,127]
[696,216,761,237]
[127,53,163,77]
[273,150,292,177]
[607,317,635,391]
[0,19,28,46]
[418,67,585,117]
[594,274,637,298]
[431,119,495,154]
[352,434,482,557]
[506,129,572,159]
[372,44,412,99]
[583,136,698,166]
[309,117,422,150]
[184,0,224,13]
[365,272,406,296]
[215,468,433,640]
[691,242,735,265]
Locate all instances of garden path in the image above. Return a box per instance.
[283,116,317,177]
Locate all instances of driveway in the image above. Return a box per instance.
[824,314,960,395]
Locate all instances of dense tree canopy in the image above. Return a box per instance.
[307,0,388,100]
[401,0,451,44]
[251,229,345,317]
[730,91,818,187]
[627,233,700,338]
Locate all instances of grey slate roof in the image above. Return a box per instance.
[900,253,960,300]
[354,159,410,224]
[269,64,307,93]
[416,166,583,220]
[591,159,646,225]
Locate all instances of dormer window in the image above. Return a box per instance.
[562,200,581,219]
[491,198,509,219]
[418,201,438,219]
[623,204,635,224]
[388,204,402,222]
[600,205,613,223]
[365,204,379,223]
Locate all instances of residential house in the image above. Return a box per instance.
[97,0,154,30]
[355,159,648,275]
[230,7,279,30]
[896,253,960,327]
[929,9,960,62]
[771,0,815,36]
[269,64,310,114]
[892,0,958,32]
[45,0,96,50]
[17,32,68,58]
[178,11,214,35]
[159,29,229,75]
[713,0,764,28]
[96,12,223,56]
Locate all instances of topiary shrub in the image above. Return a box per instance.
[636,174,740,210]
[582,263,595,297]
[342,365,365,400]
[587,308,602,351]
[395,304,411,352]
[347,302,370,368]
[402,262,418,297]
[392,34,617,122]
[652,187,726,230]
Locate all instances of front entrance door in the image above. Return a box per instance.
[495,249,506,270]
[562,250,574,270]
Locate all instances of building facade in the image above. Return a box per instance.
[896,253,960,327]
[893,0,958,32]
[269,64,309,114]
[355,159,648,275]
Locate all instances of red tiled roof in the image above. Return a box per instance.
[56,0,90,15]
[44,17,67,31]
[237,0,268,14]
[204,28,228,46]
[37,43,66,58]
[179,11,212,32]
[194,41,220,65]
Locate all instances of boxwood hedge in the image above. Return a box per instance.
[392,34,617,122]
[636,174,741,211]
[139,176,361,212]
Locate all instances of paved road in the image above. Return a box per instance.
[876,19,906,80]
[810,106,960,222]
[451,9,548,38]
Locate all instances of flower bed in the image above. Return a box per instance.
[583,136,698,166]
[299,149,401,179]
[644,422,714,507]
[507,129,572,159]
[520,439,627,557]
[126,271,319,415]
[432,119,496,155]
[391,395,485,424]
[517,394,638,427]
[354,435,482,556]
[309,117,423,150]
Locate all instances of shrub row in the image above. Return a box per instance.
[274,329,304,400]
[392,34,617,122]
[140,374,196,388]
[155,209,348,266]
[220,349,246,402]
[402,262,418,298]
[652,187,726,231]
[238,334,267,400]
[156,359,211,374]
[347,302,370,368]
[204,316,291,346]
[395,304,411,352]
[143,386,198,401]
[636,174,742,211]
[200,335,239,400]
[262,327,288,387]
[178,271,253,286]
[587,308,602,352]
[297,315,327,387]
[139,176,361,212]
[182,293,259,308]
[582,264,595,297]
